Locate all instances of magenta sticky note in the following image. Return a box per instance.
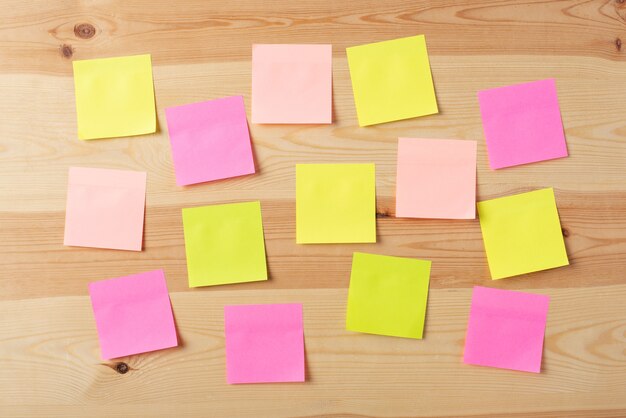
[478,79,568,169]
[88,269,178,360]
[165,95,255,186]
[224,304,305,384]
[463,286,550,373]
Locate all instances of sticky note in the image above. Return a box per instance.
[88,269,178,360]
[478,188,569,280]
[64,167,146,251]
[251,44,332,124]
[346,35,438,126]
[296,164,376,244]
[182,201,267,287]
[165,96,255,186]
[225,303,305,384]
[478,79,568,169]
[73,54,156,140]
[464,286,550,373]
[396,138,477,219]
[346,252,431,339]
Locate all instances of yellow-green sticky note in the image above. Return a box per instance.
[346,252,431,339]
[73,54,156,140]
[182,201,267,287]
[346,35,438,127]
[478,188,569,280]
[296,164,376,244]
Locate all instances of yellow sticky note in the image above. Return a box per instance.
[478,188,569,280]
[346,35,438,127]
[73,54,156,140]
[346,252,431,339]
[182,201,268,287]
[296,164,376,244]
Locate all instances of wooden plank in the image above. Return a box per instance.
[0,286,625,417]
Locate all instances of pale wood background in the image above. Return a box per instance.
[1,1,625,417]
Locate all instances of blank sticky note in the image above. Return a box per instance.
[73,54,156,140]
[464,286,550,373]
[396,138,477,219]
[182,201,267,287]
[478,79,568,169]
[347,35,438,126]
[165,96,255,186]
[478,188,569,280]
[252,44,332,124]
[296,164,376,244]
[64,167,146,251]
[89,270,178,360]
[225,304,305,384]
[346,252,431,339]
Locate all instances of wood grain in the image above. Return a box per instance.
[0,0,625,416]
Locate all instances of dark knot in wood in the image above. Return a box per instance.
[60,44,73,59]
[116,362,129,374]
[561,227,570,238]
[74,23,96,39]
[616,38,622,52]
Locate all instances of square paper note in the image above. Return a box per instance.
[347,35,438,126]
[478,79,568,169]
[165,95,255,186]
[89,269,178,360]
[182,201,267,287]
[252,44,332,124]
[396,138,477,219]
[478,188,569,280]
[64,167,146,251]
[464,286,550,373]
[346,252,431,339]
[73,54,156,140]
[296,164,376,244]
[225,304,305,384]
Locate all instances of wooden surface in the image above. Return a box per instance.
[1,0,625,417]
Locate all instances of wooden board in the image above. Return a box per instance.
[0,0,625,416]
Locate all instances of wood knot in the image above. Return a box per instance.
[562,227,570,238]
[617,0,624,4]
[616,38,622,51]
[60,44,73,59]
[74,23,96,39]
[376,209,391,218]
[115,362,129,374]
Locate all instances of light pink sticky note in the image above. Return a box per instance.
[88,269,178,360]
[464,286,550,373]
[224,303,305,384]
[478,78,568,169]
[64,167,146,251]
[165,95,255,186]
[252,44,332,124]
[396,138,477,219]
